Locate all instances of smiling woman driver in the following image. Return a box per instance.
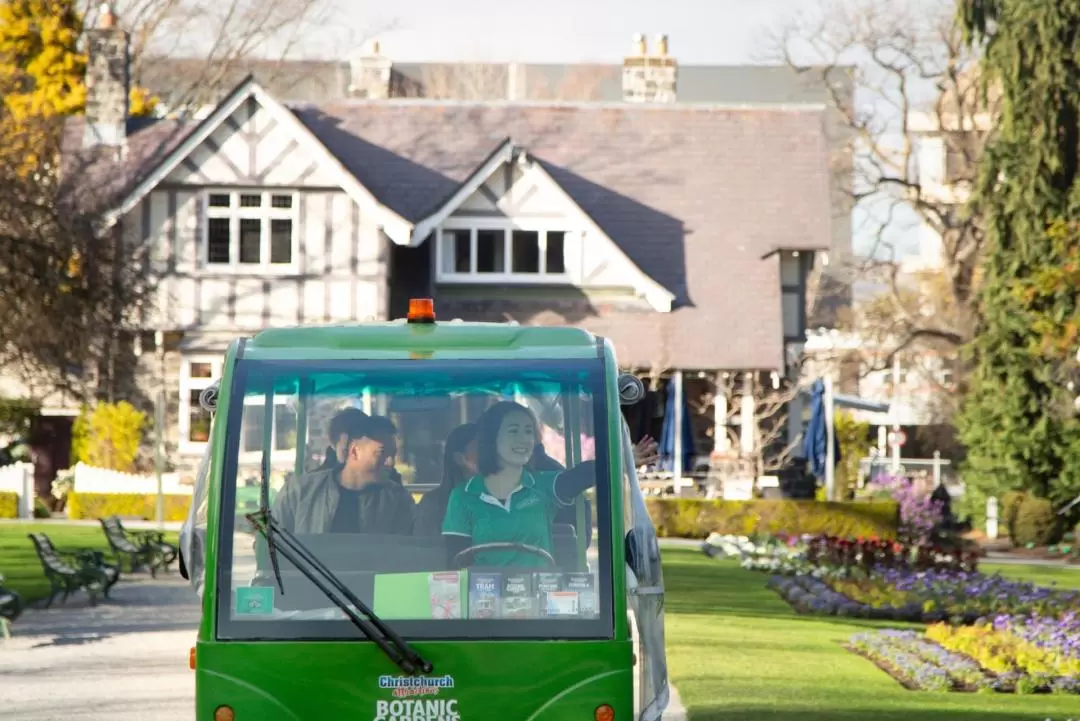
[441,401,595,567]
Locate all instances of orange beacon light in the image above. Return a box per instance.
[406,298,436,324]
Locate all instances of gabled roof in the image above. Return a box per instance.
[68,93,833,370]
[287,101,832,369]
[409,136,519,244]
[406,137,676,311]
[95,75,413,243]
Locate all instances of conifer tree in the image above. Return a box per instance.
[956,0,1080,509]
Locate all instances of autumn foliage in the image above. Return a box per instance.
[0,1,158,398]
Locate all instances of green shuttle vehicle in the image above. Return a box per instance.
[179,299,669,721]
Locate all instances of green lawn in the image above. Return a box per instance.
[0,521,179,604]
[663,548,1080,721]
[982,561,1080,590]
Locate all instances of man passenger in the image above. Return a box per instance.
[318,407,369,471]
[271,413,415,535]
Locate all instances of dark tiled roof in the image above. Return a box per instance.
[60,116,191,213]
[140,57,850,107]
[290,101,831,370]
[65,91,831,370]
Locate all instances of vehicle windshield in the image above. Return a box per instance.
[216,357,614,641]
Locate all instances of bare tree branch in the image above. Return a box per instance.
[105,0,389,112]
[763,0,994,418]
[0,113,172,403]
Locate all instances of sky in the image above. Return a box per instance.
[322,0,807,64]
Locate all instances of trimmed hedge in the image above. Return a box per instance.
[0,491,17,518]
[645,499,900,540]
[67,491,192,522]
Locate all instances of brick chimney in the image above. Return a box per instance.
[349,39,392,99]
[83,3,130,150]
[622,33,677,103]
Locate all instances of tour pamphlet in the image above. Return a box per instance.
[428,571,463,619]
[468,572,500,619]
[535,572,563,617]
[565,572,597,617]
[501,573,536,618]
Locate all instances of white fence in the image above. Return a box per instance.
[0,462,34,518]
[70,462,193,496]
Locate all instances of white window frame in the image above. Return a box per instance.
[435,217,581,284]
[236,393,298,464]
[179,357,298,461]
[201,189,300,273]
[179,356,223,455]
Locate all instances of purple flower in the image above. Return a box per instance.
[866,475,945,545]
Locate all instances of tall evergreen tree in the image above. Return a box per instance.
[956,0,1080,509]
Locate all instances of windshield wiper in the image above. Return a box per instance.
[246,508,433,675]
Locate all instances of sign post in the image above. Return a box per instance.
[888,427,906,472]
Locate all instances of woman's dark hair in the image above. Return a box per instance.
[475,401,538,476]
[415,423,479,533]
[442,422,479,490]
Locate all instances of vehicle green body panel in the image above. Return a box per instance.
[193,324,635,720]
[195,641,633,720]
[242,323,602,361]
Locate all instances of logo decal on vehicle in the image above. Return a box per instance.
[375,699,459,721]
[378,674,455,698]
[233,586,274,616]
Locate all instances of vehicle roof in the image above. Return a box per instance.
[239,321,609,362]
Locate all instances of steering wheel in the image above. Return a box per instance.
[453,542,556,568]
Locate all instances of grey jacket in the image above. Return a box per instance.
[271,467,416,535]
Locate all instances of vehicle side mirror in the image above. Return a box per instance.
[618,373,645,406]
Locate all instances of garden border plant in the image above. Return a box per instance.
[848,628,1079,695]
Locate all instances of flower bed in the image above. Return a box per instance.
[702,532,1079,624]
[848,630,988,692]
[766,574,923,620]
[927,615,1080,689]
[849,627,1080,695]
[766,566,1080,624]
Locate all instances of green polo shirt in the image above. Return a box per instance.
[441,470,570,567]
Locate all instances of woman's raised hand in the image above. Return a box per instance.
[633,435,660,467]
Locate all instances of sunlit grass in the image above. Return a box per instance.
[662,548,1079,721]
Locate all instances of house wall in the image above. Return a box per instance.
[133,189,386,330]
[119,96,394,467]
[132,97,389,332]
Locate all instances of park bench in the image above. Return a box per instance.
[112,516,178,573]
[99,516,176,576]
[27,532,120,608]
[0,572,24,638]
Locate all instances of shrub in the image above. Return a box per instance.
[0,491,17,518]
[67,491,191,522]
[0,397,38,437]
[865,474,944,545]
[71,401,147,472]
[32,497,50,518]
[1000,490,1027,540]
[834,411,872,500]
[1011,496,1059,547]
[645,499,899,540]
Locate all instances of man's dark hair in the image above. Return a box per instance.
[329,407,369,442]
[367,415,397,441]
[475,401,538,476]
[319,408,372,470]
